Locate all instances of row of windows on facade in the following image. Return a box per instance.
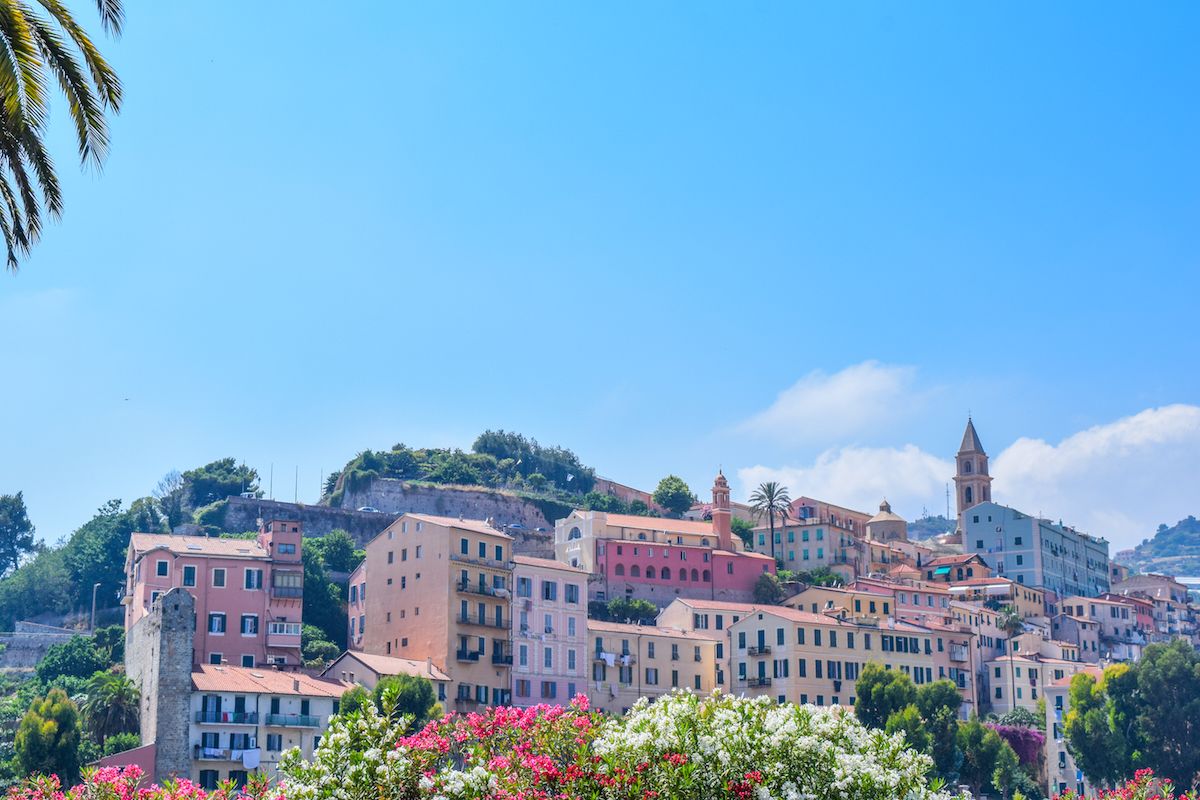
[737,627,943,655]
[611,564,718,581]
[149,561,300,591]
[455,684,512,705]
[596,638,704,661]
[196,730,313,753]
[591,664,704,691]
[197,695,324,718]
[738,658,961,689]
[759,528,833,545]
[513,679,579,699]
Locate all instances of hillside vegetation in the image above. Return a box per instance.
[1125,515,1200,576]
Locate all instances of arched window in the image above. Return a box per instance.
[701,538,710,547]
[679,569,688,581]
[646,566,656,579]
[614,564,625,576]
[702,570,711,582]
[630,565,641,578]
[963,461,973,474]
[662,567,671,580]
[638,532,646,540]
[568,527,582,540]
[965,487,974,504]
[691,569,699,582]
[967,567,974,578]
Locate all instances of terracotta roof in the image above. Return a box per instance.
[130,533,268,559]
[192,665,353,697]
[924,554,984,567]
[666,598,760,612]
[714,549,774,560]
[327,651,450,682]
[587,620,720,641]
[947,576,1021,588]
[513,555,589,574]
[598,513,715,536]
[988,653,1083,666]
[403,514,513,540]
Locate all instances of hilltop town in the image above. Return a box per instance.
[0,419,1193,799]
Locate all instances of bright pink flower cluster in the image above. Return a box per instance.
[1054,769,1200,800]
[6,766,277,800]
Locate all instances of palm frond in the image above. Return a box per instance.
[26,9,108,163]
[93,0,121,36]
[33,0,120,115]
[0,168,31,252]
[0,3,48,129]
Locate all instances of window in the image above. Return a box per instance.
[565,584,580,604]
[266,734,283,752]
[209,652,222,664]
[199,771,219,790]
[245,569,263,590]
[460,538,469,555]
[213,568,226,588]
[241,654,254,667]
[182,565,196,587]
[240,614,258,635]
[208,613,226,634]
[156,560,169,577]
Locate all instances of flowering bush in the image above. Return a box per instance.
[1053,769,1200,800]
[281,689,954,800]
[7,692,961,800]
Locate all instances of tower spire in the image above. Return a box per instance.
[953,416,992,533]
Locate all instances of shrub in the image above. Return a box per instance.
[102,731,140,756]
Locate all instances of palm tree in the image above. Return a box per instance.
[748,482,791,562]
[997,604,1024,714]
[80,670,138,744]
[0,0,122,270]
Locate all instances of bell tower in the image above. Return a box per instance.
[712,471,733,550]
[954,416,993,532]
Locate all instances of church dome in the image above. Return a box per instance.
[868,499,905,524]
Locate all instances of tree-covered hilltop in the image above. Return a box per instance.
[323,430,598,505]
[1124,515,1200,576]
[907,515,956,540]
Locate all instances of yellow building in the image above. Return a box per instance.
[783,585,895,619]
[985,653,1087,714]
[946,577,1046,619]
[587,620,719,715]
[348,513,514,711]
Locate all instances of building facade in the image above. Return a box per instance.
[586,620,718,715]
[962,502,1110,600]
[348,513,514,710]
[1045,667,1102,798]
[511,556,589,706]
[124,520,305,667]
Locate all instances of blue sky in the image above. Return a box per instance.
[1,2,1197,552]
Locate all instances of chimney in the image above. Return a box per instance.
[426,656,432,676]
[293,679,300,692]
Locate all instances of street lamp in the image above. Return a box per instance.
[91,582,102,632]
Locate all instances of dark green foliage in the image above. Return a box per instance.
[730,517,754,548]
[92,625,125,665]
[603,598,657,625]
[907,515,956,540]
[301,624,340,669]
[301,547,347,650]
[101,731,140,756]
[996,706,1044,732]
[80,671,139,744]
[182,458,259,508]
[854,662,916,729]
[957,717,1020,797]
[884,704,930,754]
[471,430,595,493]
[338,686,370,717]
[1127,515,1200,574]
[15,688,81,782]
[0,493,36,577]
[0,547,72,630]
[580,492,628,513]
[36,637,106,683]
[651,475,695,518]
[916,680,964,782]
[373,675,440,730]
[307,530,359,573]
[793,567,842,587]
[752,573,785,605]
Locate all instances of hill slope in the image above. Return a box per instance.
[1124,515,1200,576]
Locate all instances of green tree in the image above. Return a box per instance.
[80,671,139,744]
[605,598,657,625]
[182,458,259,508]
[153,470,187,530]
[730,517,754,548]
[0,545,72,629]
[0,492,36,576]
[92,625,125,665]
[301,624,340,669]
[373,675,440,730]
[957,717,1019,797]
[36,636,106,683]
[307,530,359,572]
[748,482,791,561]
[301,547,348,650]
[917,680,964,781]
[338,685,371,717]
[1063,668,1130,788]
[652,475,695,518]
[752,573,785,605]
[101,731,139,757]
[884,704,930,754]
[854,663,916,729]
[997,604,1023,709]
[1130,639,1200,788]
[15,688,82,782]
[0,0,122,270]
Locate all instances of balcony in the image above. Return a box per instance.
[746,676,772,688]
[949,645,968,662]
[195,711,258,725]
[271,586,303,599]
[265,713,320,727]
[267,622,302,649]
[457,613,508,629]
[454,696,483,711]
[455,650,482,662]
[491,651,514,666]
[194,746,232,760]
[593,651,636,665]
[457,582,507,598]
[449,553,514,571]
[747,645,772,656]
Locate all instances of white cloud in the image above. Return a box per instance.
[737,361,921,444]
[736,404,1200,553]
[993,405,1200,551]
[738,445,953,521]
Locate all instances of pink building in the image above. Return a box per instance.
[511,556,589,706]
[123,519,304,667]
[585,473,775,606]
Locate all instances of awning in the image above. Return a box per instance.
[933,567,951,575]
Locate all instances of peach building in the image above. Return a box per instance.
[347,513,514,710]
[586,620,719,715]
[946,576,1046,619]
[1046,666,1103,798]
[986,653,1088,714]
[557,473,774,606]
[123,520,304,667]
[656,597,759,690]
[511,556,589,706]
